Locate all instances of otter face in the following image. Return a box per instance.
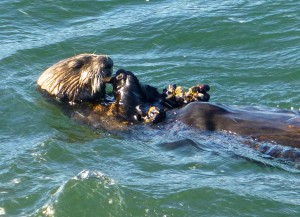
[37,54,113,103]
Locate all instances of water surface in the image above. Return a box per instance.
[1,0,300,216]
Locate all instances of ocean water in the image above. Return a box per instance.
[1,0,300,216]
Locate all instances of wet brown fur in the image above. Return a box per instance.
[37,54,113,102]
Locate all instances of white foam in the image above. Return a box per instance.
[42,205,55,217]
[0,207,6,215]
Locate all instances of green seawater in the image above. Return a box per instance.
[1,0,300,216]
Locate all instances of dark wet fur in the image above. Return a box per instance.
[111,69,164,122]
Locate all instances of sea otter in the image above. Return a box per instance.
[36,53,300,160]
[37,54,113,103]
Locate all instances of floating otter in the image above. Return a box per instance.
[37,54,113,102]
[37,53,300,161]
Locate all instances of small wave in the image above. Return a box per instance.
[34,169,120,217]
[74,169,116,185]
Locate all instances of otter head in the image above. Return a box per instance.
[37,53,113,103]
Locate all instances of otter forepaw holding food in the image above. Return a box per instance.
[136,104,166,124]
[162,83,210,108]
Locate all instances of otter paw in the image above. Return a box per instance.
[162,84,186,108]
[136,104,166,124]
[162,83,211,108]
[185,84,210,102]
[143,106,166,124]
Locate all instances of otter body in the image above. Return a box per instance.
[37,53,300,162]
[175,102,300,148]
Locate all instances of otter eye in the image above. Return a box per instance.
[74,60,84,69]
